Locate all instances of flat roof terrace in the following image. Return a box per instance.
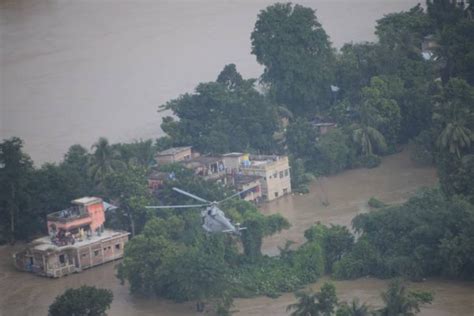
[32,229,129,252]
[156,146,192,156]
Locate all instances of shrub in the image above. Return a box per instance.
[368,197,386,208]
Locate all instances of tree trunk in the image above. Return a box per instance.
[129,213,136,237]
[9,183,16,244]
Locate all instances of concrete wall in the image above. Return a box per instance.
[156,147,192,164]
[241,156,291,201]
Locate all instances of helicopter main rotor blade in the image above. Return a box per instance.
[146,204,209,209]
[172,187,210,203]
[217,187,252,205]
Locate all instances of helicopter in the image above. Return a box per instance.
[146,187,249,235]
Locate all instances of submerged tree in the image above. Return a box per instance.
[351,125,387,158]
[48,286,113,316]
[336,298,371,316]
[377,279,433,316]
[286,283,338,316]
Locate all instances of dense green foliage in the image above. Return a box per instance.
[48,286,113,316]
[334,189,474,281]
[159,64,279,154]
[251,3,335,116]
[288,279,432,316]
[287,283,338,316]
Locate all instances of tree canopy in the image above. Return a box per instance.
[160,64,279,154]
[251,3,335,116]
[48,286,113,316]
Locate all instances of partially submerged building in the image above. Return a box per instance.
[151,148,292,202]
[14,197,129,278]
[223,153,291,201]
[227,174,262,203]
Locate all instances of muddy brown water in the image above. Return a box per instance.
[1,149,473,316]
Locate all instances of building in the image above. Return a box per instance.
[223,153,291,201]
[147,170,172,192]
[310,117,337,135]
[155,146,192,165]
[227,174,262,203]
[180,155,226,181]
[13,197,129,278]
[421,34,438,52]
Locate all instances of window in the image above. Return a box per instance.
[279,171,284,178]
[283,188,288,194]
[115,244,121,250]
[82,253,87,258]
[284,169,289,177]
[59,254,65,264]
[103,248,107,251]
[94,250,100,256]
[273,172,278,178]
[274,192,279,198]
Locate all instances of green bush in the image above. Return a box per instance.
[314,129,351,175]
[335,189,474,280]
[368,197,386,208]
[352,154,382,169]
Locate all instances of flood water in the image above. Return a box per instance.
[1,149,473,316]
[1,0,422,164]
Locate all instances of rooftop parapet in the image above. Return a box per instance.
[47,207,89,223]
[241,155,287,169]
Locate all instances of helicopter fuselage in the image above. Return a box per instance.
[201,205,237,234]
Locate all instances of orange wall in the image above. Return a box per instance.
[87,202,105,231]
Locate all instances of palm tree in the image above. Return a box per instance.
[339,298,371,316]
[377,279,432,316]
[434,78,474,158]
[287,283,338,316]
[132,139,156,168]
[286,291,319,316]
[352,125,387,157]
[436,120,473,158]
[89,137,124,187]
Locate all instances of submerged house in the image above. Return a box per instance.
[223,153,291,201]
[13,197,129,278]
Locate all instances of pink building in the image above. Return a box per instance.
[14,197,129,278]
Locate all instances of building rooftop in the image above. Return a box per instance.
[312,122,336,127]
[32,229,129,252]
[156,146,192,156]
[72,197,102,206]
[182,155,223,166]
[222,152,245,157]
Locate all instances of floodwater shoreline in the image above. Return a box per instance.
[1,149,473,316]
